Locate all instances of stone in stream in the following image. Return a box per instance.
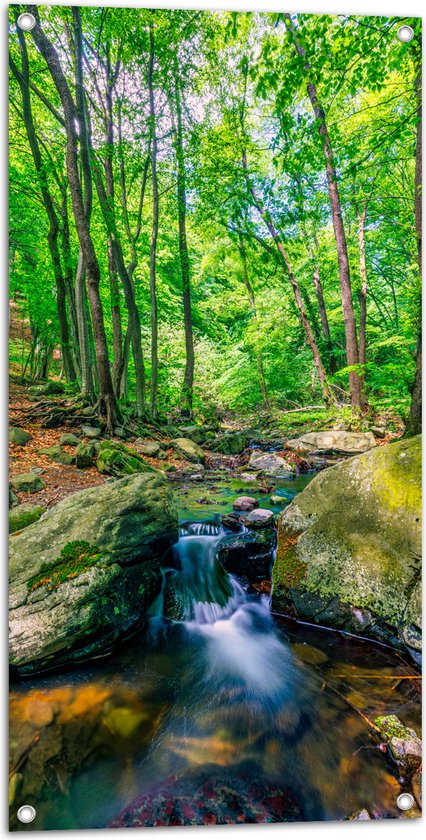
[76,442,96,469]
[218,529,276,580]
[10,473,45,493]
[208,432,247,454]
[9,472,178,675]
[270,494,285,505]
[97,440,159,478]
[248,452,293,475]
[233,496,258,512]
[39,444,76,465]
[81,425,102,439]
[243,508,275,528]
[9,504,46,534]
[374,715,422,778]
[222,512,244,531]
[272,436,421,658]
[286,430,376,455]
[171,438,205,464]
[59,433,81,447]
[9,427,32,446]
[239,472,258,483]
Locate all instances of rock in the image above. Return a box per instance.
[97,440,159,478]
[9,504,45,534]
[180,463,205,476]
[286,431,376,455]
[346,809,372,821]
[59,433,81,447]
[113,427,129,439]
[233,496,258,512]
[76,442,96,469]
[9,472,178,674]
[239,472,258,483]
[82,406,97,417]
[218,529,276,580]
[272,437,421,655]
[31,467,45,475]
[412,770,422,807]
[243,508,275,528]
[222,513,244,531]
[374,715,422,778]
[39,445,76,465]
[139,442,161,458]
[179,425,213,445]
[208,432,247,454]
[188,473,204,481]
[10,473,45,493]
[270,495,285,505]
[171,438,205,464]
[8,772,23,807]
[291,643,328,665]
[28,380,64,396]
[9,427,32,446]
[249,452,293,475]
[370,425,387,439]
[9,487,19,507]
[81,425,102,439]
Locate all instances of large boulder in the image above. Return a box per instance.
[179,425,215,445]
[9,473,178,675]
[9,504,45,534]
[208,432,247,455]
[249,452,293,475]
[286,431,376,455]
[97,440,159,477]
[272,437,421,657]
[9,427,32,446]
[218,529,276,580]
[170,438,205,464]
[28,381,64,396]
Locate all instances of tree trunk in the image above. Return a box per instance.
[148,22,159,418]
[30,5,119,429]
[173,49,195,417]
[357,205,367,375]
[75,248,95,401]
[308,237,337,374]
[285,15,363,411]
[409,43,422,436]
[238,234,270,411]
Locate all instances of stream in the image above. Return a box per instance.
[9,471,421,829]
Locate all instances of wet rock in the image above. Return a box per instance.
[412,770,422,807]
[76,442,96,469]
[249,452,293,475]
[222,513,243,531]
[272,436,421,655]
[374,715,422,778]
[286,431,376,455]
[10,473,45,493]
[97,440,159,478]
[60,433,81,447]
[188,473,204,481]
[218,529,275,579]
[39,445,76,465]
[139,442,161,458]
[180,463,205,476]
[346,809,372,820]
[209,432,247,455]
[239,472,258,483]
[81,425,102,439]
[233,496,258,512]
[24,699,54,728]
[9,472,178,674]
[244,508,275,528]
[270,495,285,505]
[9,427,32,446]
[9,504,45,534]
[171,438,205,464]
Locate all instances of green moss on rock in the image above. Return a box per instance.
[27,540,104,593]
[9,504,45,534]
[97,440,159,477]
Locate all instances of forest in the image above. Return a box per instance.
[9,4,422,435]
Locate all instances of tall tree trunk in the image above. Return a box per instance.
[357,204,367,373]
[10,33,77,383]
[285,15,363,411]
[238,234,270,411]
[148,22,159,418]
[409,41,422,435]
[59,185,81,380]
[173,49,195,417]
[75,249,95,401]
[29,7,118,429]
[308,237,337,374]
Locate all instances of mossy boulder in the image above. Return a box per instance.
[39,445,76,465]
[60,433,81,447]
[286,431,376,455]
[10,473,45,493]
[208,432,247,454]
[374,715,422,778]
[97,440,159,477]
[81,425,102,439]
[170,438,205,464]
[76,442,96,469]
[9,504,45,534]
[272,436,421,658]
[9,427,32,446]
[179,425,215,445]
[139,441,161,458]
[28,381,64,396]
[9,472,179,675]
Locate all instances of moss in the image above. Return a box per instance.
[9,506,45,534]
[273,524,307,590]
[374,715,411,741]
[27,540,105,593]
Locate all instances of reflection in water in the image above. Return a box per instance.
[9,512,421,829]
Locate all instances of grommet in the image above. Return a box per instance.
[17,805,36,823]
[397,792,414,811]
[397,25,414,42]
[17,13,36,32]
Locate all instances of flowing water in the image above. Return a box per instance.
[9,474,421,829]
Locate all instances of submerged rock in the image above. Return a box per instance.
[97,440,159,477]
[286,431,376,455]
[171,438,205,464]
[9,427,32,446]
[374,715,422,778]
[9,473,178,674]
[249,452,293,475]
[272,436,421,656]
[233,496,258,512]
[10,473,44,493]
